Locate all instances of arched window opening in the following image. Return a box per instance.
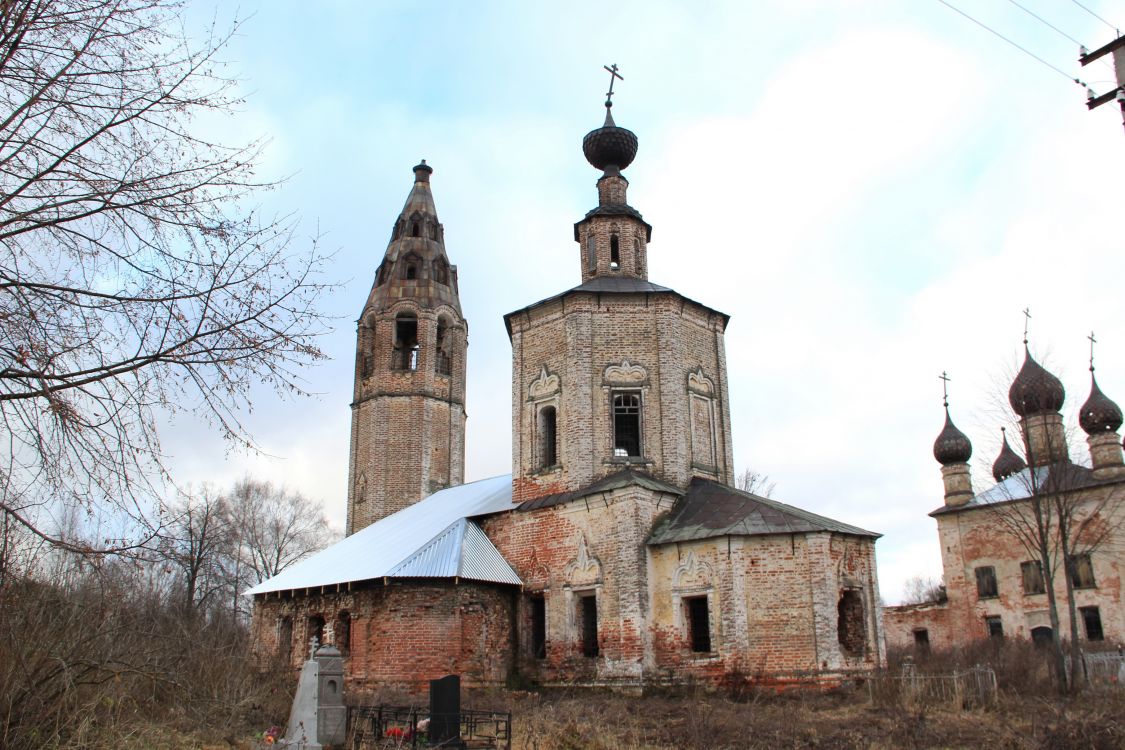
[837,590,865,656]
[430,224,439,240]
[612,392,642,457]
[401,252,421,281]
[411,222,420,237]
[393,314,419,371]
[609,235,620,270]
[433,258,449,285]
[538,405,557,468]
[336,611,351,654]
[308,614,326,651]
[436,318,452,375]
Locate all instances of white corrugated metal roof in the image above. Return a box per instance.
[245,474,520,595]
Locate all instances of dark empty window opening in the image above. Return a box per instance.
[393,315,419,370]
[411,222,420,237]
[610,236,620,270]
[1021,560,1045,595]
[430,224,439,240]
[435,319,451,375]
[1081,606,1104,641]
[837,589,865,655]
[401,252,422,280]
[985,615,1003,638]
[579,593,599,658]
[685,596,712,653]
[975,566,998,599]
[613,392,642,457]
[376,262,389,286]
[530,595,546,659]
[538,406,557,468]
[308,615,326,650]
[1068,553,1096,589]
[336,611,351,654]
[1031,626,1053,646]
[913,628,930,651]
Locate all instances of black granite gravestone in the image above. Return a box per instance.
[428,674,463,748]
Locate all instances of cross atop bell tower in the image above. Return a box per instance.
[574,66,653,283]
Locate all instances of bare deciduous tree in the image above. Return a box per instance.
[901,574,946,605]
[228,477,334,586]
[0,0,330,553]
[736,468,776,498]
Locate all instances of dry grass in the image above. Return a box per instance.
[507,688,1125,750]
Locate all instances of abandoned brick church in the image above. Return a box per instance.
[248,97,886,691]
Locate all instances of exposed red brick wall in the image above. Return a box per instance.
[251,580,515,694]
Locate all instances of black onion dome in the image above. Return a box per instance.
[1080,374,1123,434]
[1008,349,1065,417]
[934,409,973,465]
[582,106,638,172]
[992,428,1027,482]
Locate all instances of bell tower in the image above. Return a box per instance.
[346,162,468,534]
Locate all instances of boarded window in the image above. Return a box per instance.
[279,616,294,661]
[1068,553,1096,589]
[1021,560,1045,595]
[392,315,419,371]
[1081,606,1104,641]
[837,590,865,655]
[538,406,557,468]
[690,394,715,468]
[685,596,712,653]
[579,593,598,658]
[612,392,641,457]
[975,566,998,598]
[530,595,546,659]
[985,615,1003,638]
[913,629,930,651]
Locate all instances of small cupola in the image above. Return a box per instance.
[933,408,973,466]
[1080,374,1122,435]
[992,427,1027,482]
[1008,347,1065,417]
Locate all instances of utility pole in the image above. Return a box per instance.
[1079,35,1125,133]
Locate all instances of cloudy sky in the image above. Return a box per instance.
[166,0,1125,603]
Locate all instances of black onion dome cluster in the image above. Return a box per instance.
[934,410,973,465]
[1008,350,1065,417]
[992,429,1027,482]
[583,108,638,172]
[1080,375,1123,434]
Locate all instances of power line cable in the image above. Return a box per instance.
[1006,0,1114,74]
[938,0,1088,87]
[1069,0,1119,34]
